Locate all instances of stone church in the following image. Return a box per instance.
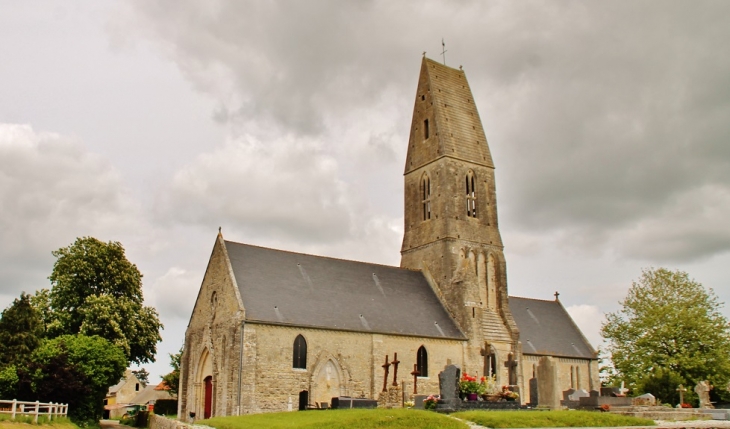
[178,57,599,417]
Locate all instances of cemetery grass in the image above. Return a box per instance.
[200,408,468,429]
[452,410,655,428]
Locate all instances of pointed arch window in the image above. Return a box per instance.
[466,171,477,218]
[416,346,428,377]
[421,174,431,221]
[293,334,307,369]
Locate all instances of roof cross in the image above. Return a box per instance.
[441,38,448,65]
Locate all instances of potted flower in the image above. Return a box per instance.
[459,372,487,401]
[423,395,439,410]
[480,375,501,402]
[500,385,519,402]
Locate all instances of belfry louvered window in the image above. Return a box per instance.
[422,174,431,221]
[293,334,307,369]
[466,171,477,218]
[417,345,428,377]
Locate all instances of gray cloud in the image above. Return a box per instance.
[156,135,354,244]
[119,1,730,263]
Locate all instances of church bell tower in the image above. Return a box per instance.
[400,57,520,384]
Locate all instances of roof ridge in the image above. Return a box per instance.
[223,239,422,272]
[509,295,558,303]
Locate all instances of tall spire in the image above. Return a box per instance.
[404,57,494,176]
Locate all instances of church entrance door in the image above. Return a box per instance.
[203,376,212,419]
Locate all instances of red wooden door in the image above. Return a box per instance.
[204,376,213,419]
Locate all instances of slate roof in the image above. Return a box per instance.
[405,57,494,175]
[225,241,465,340]
[509,296,597,359]
[130,385,174,405]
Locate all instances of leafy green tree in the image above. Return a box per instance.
[0,365,19,399]
[48,237,163,364]
[30,288,52,336]
[161,347,182,397]
[28,335,126,424]
[132,368,149,387]
[0,293,44,367]
[602,268,730,404]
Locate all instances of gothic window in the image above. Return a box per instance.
[421,174,431,221]
[293,334,307,369]
[417,346,428,377]
[570,366,575,388]
[424,119,430,140]
[485,349,497,378]
[466,170,477,218]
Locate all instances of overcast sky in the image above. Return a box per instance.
[2,1,729,382]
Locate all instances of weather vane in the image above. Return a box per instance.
[441,38,448,66]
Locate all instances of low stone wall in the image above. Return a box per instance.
[149,414,214,429]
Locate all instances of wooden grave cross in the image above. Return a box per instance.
[381,355,391,392]
[391,353,401,387]
[411,364,420,394]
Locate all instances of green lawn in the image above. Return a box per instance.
[0,416,79,429]
[452,410,655,428]
[201,409,468,429]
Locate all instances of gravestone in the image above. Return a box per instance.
[536,356,560,409]
[633,393,656,406]
[601,387,621,397]
[589,390,600,397]
[569,389,590,402]
[695,381,714,409]
[438,364,461,402]
[413,394,428,409]
[529,377,539,406]
[562,388,576,401]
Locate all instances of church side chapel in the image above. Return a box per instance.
[178,57,599,417]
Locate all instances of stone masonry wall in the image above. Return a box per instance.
[240,323,464,413]
[180,235,245,419]
[521,354,599,403]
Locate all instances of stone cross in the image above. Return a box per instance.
[381,355,391,392]
[677,384,687,405]
[618,381,629,396]
[411,364,420,394]
[505,354,518,385]
[391,353,401,387]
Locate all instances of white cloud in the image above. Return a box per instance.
[145,267,200,321]
[565,304,605,351]
[0,124,146,302]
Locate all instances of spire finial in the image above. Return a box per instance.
[554,291,560,301]
[441,38,448,65]
[422,51,426,58]
[218,226,222,236]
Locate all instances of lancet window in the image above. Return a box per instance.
[422,174,431,221]
[417,346,428,377]
[466,170,477,218]
[293,334,307,369]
